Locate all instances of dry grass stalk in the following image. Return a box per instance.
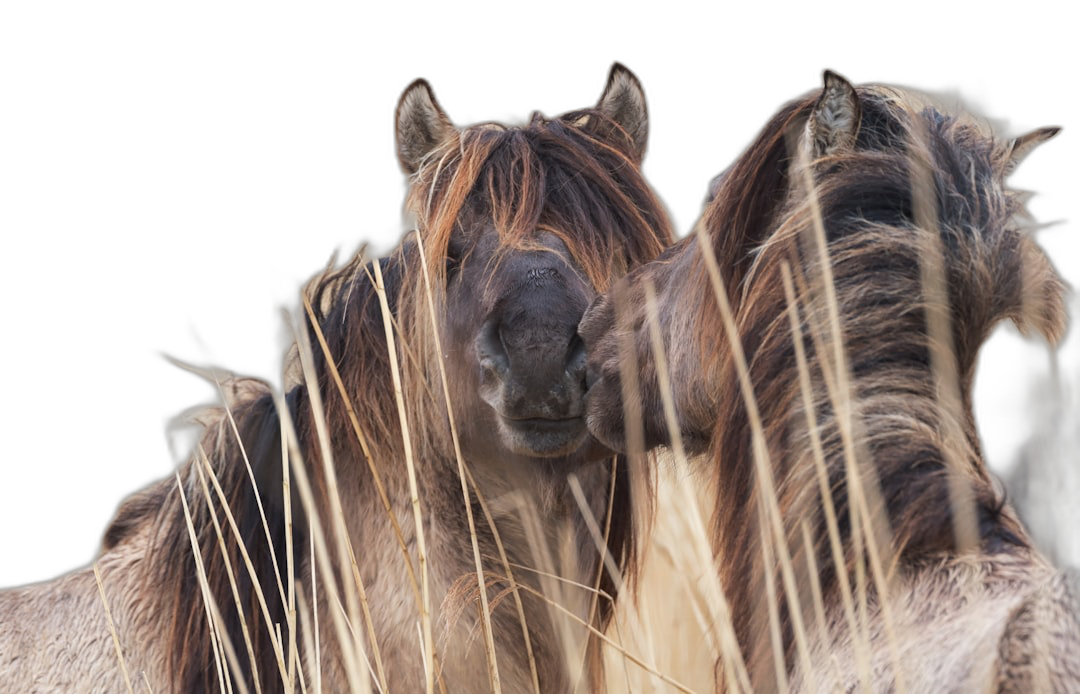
[370,254,436,694]
[640,278,751,693]
[301,293,398,692]
[798,522,844,691]
[453,458,542,693]
[509,492,587,686]
[507,579,697,693]
[779,262,862,649]
[568,474,623,595]
[216,385,289,611]
[175,471,247,694]
[413,230,505,693]
[611,286,654,544]
[793,150,909,691]
[271,389,373,694]
[908,117,981,553]
[578,456,620,694]
[300,290,422,612]
[280,381,301,691]
[93,563,135,694]
[192,453,265,692]
[301,534,321,693]
[692,219,814,687]
[194,444,296,688]
[292,308,378,692]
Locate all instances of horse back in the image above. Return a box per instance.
[0,525,167,691]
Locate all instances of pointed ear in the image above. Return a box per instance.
[1006,126,1060,175]
[596,63,648,161]
[395,79,456,174]
[804,70,861,159]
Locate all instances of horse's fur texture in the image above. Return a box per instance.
[0,64,673,693]
[580,71,1080,691]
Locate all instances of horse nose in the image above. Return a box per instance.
[495,329,587,418]
[566,334,587,386]
[476,318,510,383]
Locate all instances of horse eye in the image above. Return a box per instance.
[446,248,462,276]
[445,238,471,277]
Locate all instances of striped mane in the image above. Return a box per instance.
[700,79,1066,685]
[572,69,1080,691]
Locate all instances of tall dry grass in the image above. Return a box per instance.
[87,118,1076,694]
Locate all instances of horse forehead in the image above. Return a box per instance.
[464,227,581,273]
[454,235,595,316]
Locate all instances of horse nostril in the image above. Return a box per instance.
[477,318,510,379]
[566,334,587,385]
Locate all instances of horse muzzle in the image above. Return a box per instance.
[476,314,591,458]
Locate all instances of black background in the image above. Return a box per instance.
[4,24,1075,587]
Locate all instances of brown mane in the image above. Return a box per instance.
[104,379,306,693]
[104,94,672,692]
[573,70,1079,689]
[699,84,1066,686]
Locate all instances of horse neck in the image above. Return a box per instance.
[303,398,615,691]
[324,418,612,573]
[708,210,1034,686]
[304,274,616,690]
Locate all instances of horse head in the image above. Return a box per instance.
[394,64,672,467]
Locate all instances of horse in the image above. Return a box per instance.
[0,63,674,693]
[580,71,1080,691]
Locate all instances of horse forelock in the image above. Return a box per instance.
[289,107,676,463]
[405,108,672,297]
[694,83,1064,686]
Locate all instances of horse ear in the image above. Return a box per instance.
[1006,126,1060,175]
[596,62,648,161]
[804,70,860,159]
[395,79,456,174]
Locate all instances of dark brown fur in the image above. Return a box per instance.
[581,74,1076,690]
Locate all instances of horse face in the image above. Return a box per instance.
[444,229,596,460]
[395,64,663,464]
[578,238,702,455]
[577,267,647,455]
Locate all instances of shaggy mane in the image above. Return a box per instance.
[698,84,1066,686]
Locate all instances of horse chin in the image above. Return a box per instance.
[497,416,589,459]
[583,412,628,456]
